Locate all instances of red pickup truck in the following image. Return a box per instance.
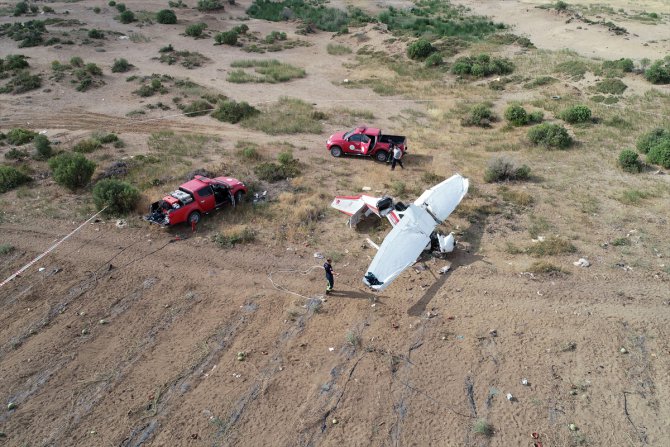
[326,126,407,162]
[145,175,247,227]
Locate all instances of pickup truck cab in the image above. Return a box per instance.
[326,126,407,162]
[145,175,247,227]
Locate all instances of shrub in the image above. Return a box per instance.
[451,53,514,78]
[49,153,96,190]
[156,9,177,24]
[70,56,84,67]
[254,160,300,182]
[116,3,126,12]
[528,111,544,124]
[197,0,224,11]
[559,104,591,124]
[92,179,140,214]
[214,31,238,45]
[211,100,259,124]
[118,10,135,24]
[6,128,37,145]
[3,71,42,94]
[4,148,29,160]
[602,58,634,73]
[526,236,576,257]
[326,43,352,55]
[644,59,670,84]
[484,157,531,182]
[636,128,670,154]
[461,104,496,127]
[14,1,29,16]
[595,78,627,95]
[424,53,443,67]
[2,54,29,70]
[185,23,207,38]
[93,6,101,13]
[504,104,528,126]
[182,99,212,117]
[73,138,102,153]
[85,63,102,76]
[618,149,641,173]
[212,227,256,248]
[0,165,31,193]
[109,1,116,6]
[111,58,131,73]
[34,134,52,159]
[88,29,105,39]
[527,123,573,149]
[647,140,670,168]
[0,243,14,255]
[407,39,435,60]
[98,133,119,144]
[472,419,494,437]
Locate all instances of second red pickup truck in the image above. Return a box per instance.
[145,175,247,227]
[326,126,407,162]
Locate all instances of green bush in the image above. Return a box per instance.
[636,128,670,154]
[2,54,29,71]
[504,104,528,126]
[527,123,573,149]
[461,104,496,127]
[182,99,212,117]
[2,71,42,94]
[6,128,37,145]
[424,53,443,67]
[407,39,435,60]
[98,133,119,144]
[484,156,531,182]
[215,31,238,45]
[156,9,177,24]
[93,6,101,13]
[116,3,126,12]
[595,78,627,95]
[0,165,31,193]
[326,43,352,55]
[4,148,29,160]
[108,1,116,6]
[34,134,52,159]
[602,58,634,73]
[73,138,102,153]
[185,23,207,38]
[197,0,224,11]
[211,100,259,124]
[618,149,641,173]
[70,56,84,67]
[528,110,544,124]
[451,54,514,78]
[212,227,256,248]
[254,160,300,182]
[644,59,670,84]
[49,153,96,190]
[88,29,105,39]
[85,63,102,76]
[111,58,131,73]
[559,104,591,124]
[647,140,670,168]
[14,1,28,16]
[92,179,140,214]
[118,10,135,24]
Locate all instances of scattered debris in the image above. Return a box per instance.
[620,347,628,354]
[361,186,371,191]
[506,393,514,401]
[99,319,108,325]
[522,378,529,386]
[39,267,46,272]
[7,402,17,411]
[568,423,578,431]
[331,418,339,425]
[489,329,498,337]
[439,262,452,274]
[328,347,334,352]
[414,264,428,272]
[313,252,324,259]
[253,190,267,204]
[116,219,128,229]
[551,95,561,100]
[573,258,591,267]
[237,351,246,361]
[81,328,89,335]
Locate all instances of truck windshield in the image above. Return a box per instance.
[343,128,356,140]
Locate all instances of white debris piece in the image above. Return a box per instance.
[313,252,324,259]
[573,258,590,268]
[361,186,372,192]
[438,262,452,274]
[116,219,128,228]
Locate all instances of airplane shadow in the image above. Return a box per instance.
[407,212,488,316]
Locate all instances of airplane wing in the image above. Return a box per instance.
[332,194,395,227]
[331,195,368,217]
[363,204,436,291]
[414,174,469,222]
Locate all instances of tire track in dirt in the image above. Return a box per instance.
[2,109,227,135]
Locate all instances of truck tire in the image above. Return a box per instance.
[330,146,343,157]
[188,211,201,225]
[234,190,244,206]
[375,150,388,162]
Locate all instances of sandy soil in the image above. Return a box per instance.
[1,1,669,447]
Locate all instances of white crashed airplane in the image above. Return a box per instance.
[331,174,469,291]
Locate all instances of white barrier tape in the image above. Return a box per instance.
[0,206,108,289]
[267,265,324,300]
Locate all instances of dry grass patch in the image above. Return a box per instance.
[242,97,324,135]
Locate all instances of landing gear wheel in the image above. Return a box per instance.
[330,146,343,157]
[188,211,201,225]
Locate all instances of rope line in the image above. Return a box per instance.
[0,206,108,289]
[267,265,325,300]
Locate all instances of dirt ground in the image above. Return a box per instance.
[1,1,669,447]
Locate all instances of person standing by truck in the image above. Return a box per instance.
[324,258,336,294]
[391,144,404,171]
